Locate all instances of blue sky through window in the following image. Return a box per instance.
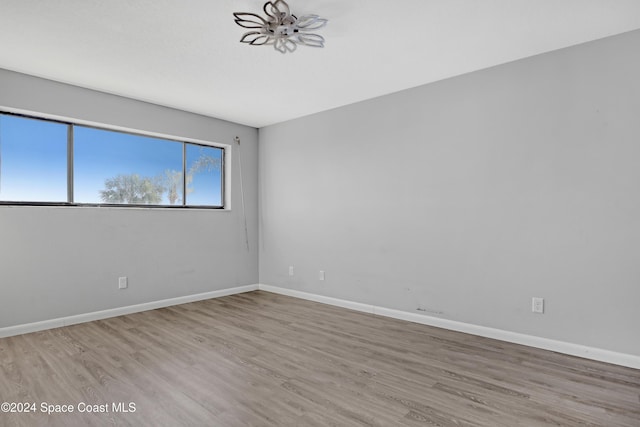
[0,114,223,206]
[74,126,183,204]
[0,115,67,202]
[186,144,223,206]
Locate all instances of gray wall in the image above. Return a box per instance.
[0,69,259,328]
[259,30,640,356]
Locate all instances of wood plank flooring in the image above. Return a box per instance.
[0,290,639,426]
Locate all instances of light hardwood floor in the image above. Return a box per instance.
[0,290,639,426]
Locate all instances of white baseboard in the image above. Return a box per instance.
[258,284,640,370]
[0,284,259,338]
[4,283,638,369]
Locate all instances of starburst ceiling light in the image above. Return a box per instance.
[233,0,328,54]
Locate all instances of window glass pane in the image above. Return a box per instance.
[0,114,67,202]
[186,144,223,206]
[74,126,183,205]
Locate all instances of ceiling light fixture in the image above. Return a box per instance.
[233,0,327,54]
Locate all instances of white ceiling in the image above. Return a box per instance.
[1,1,640,128]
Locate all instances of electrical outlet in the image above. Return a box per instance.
[288,266,294,276]
[532,297,544,314]
[118,277,128,289]
[319,270,325,281]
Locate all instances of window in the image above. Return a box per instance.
[0,112,225,208]
[185,144,223,206]
[0,115,68,202]
[74,126,184,205]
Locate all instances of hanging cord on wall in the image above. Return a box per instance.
[235,136,250,252]
[0,116,3,193]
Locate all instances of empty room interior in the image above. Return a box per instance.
[1,1,640,426]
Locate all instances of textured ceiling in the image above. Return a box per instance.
[1,1,640,128]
